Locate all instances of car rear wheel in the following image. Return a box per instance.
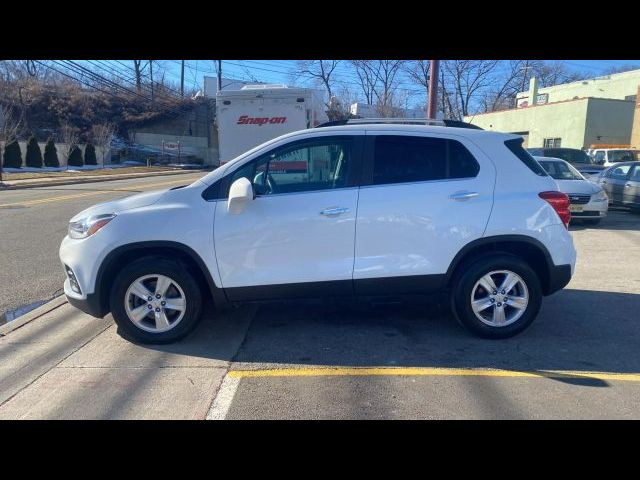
[451,255,542,339]
[110,258,202,344]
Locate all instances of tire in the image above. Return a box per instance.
[450,254,542,339]
[109,257,202,344]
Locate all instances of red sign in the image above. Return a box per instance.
[237,115,287,126]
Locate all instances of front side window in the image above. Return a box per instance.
[608,164,632,180]
[371,136,479,186]
[594,151,605,164]
[630,165,640,182]
[226,137,354,196]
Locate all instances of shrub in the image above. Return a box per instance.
[84,143,97,165]
[67,145,83,167]
[25,135,44,168]
[3,140,23,168]
[43,137,60,167]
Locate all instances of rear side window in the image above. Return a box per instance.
[372,136,479,186]
[505,139,548,176]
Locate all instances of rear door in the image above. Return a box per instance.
[353,131,495,294]
[623,164,640,207]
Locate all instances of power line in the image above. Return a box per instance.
[34,60,211,126]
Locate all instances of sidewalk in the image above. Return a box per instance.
[0,297,255,419]
[0,168,208,190]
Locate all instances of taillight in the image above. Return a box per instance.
[539,191,571,228]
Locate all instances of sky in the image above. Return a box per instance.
[78,60,640,108]
[160,59,640,91]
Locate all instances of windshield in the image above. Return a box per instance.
[539,160,585,180]
[544,148,594,164]
[609,150,638,163]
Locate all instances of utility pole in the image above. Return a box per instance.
[149,60,154,102]
[427,59,440,119]
[217,60,222,92]
[520,60,531,93]
[180,60,185,96]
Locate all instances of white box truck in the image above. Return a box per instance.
[216,84,328,164]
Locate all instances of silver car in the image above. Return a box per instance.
[595,161,640,213]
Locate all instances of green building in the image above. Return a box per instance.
[464,70,640,149]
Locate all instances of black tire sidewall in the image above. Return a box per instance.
[109,258,202,344]
[452,255,542,339]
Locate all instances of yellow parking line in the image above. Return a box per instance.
[228,367,640,382]
[0,177,193,209]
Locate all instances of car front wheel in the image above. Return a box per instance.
[110,258,202,344]
[451,255,542,339]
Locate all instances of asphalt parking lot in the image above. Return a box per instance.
[1,209,639,419]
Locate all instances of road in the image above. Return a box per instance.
[0,209,639,419]
[0,172,206,322]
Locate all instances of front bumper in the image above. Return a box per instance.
[64,279,106,318]
[569,197,608,219]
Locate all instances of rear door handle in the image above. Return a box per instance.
[449,191,479,201]
[320,206,349,216]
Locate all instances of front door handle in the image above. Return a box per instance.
[449,191,480,201]
[625,183,632,188]
[320,206,349,216]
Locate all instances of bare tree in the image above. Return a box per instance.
[533,61,588,87]
[58,123,80,168]
[350,60,379,105]
[371,60,406,117]
[133,60,148,93]
[404,60,430,98]
[294,60,341,105]
[351,60,407,117]
[603,64,640,75]
[92,123,116,168]
[441,60,500,119]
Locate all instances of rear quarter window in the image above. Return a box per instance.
[505,139,548,176]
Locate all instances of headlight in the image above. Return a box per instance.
[68,214,116,239]
[591,190,608,202]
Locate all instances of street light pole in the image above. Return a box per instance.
[427,59,440,119]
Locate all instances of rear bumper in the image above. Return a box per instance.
[546,264,572,296]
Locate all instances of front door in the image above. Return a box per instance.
[623,164,640,207]
[353,132,495,294]
[214,134,364,299]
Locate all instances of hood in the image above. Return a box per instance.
[553,178,602,195]
[70,188,168,222]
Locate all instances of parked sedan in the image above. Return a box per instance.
[595,161,640,213]
[536,156,608,224]
[528,147,605,178]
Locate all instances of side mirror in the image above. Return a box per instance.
[227,177,253,215]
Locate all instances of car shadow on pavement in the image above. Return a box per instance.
[144,289,640,385]
[569,210,640,232]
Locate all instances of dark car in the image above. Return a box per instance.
[595,161,640,212]
[527,147,605,177]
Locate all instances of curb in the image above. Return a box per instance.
[1,169,209,190]
[0,295,68,336]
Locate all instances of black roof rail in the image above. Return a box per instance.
[315,118,483,130]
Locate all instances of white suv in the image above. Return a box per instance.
[60,121,576,343]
